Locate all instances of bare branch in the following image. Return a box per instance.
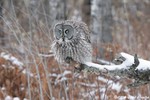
[76,52,150,87]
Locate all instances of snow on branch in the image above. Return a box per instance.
[76,52,150,87]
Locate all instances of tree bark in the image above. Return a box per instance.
[0,0,4,46]
[91,0,113,58]
[81,0,91,26]
[74,52,150,88]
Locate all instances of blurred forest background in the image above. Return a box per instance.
[0,0,150,100]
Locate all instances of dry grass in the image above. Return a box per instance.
[0,51,149,100]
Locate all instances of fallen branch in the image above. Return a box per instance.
[76,52,150,87]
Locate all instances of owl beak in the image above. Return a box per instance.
[62,33,65,41]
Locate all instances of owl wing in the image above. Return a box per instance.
[79,22,91,43]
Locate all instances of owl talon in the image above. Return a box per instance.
[74,64,85,73]
[65,57,73,64]
[74,66,81,73]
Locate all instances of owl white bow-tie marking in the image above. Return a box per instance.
[51,20,92,65]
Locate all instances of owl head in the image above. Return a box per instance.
[52,20,92,64]
[53,20,75,42]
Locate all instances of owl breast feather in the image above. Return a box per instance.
[51,39,92,64]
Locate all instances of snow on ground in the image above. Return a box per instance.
[99,88,108,100]
[5,96,12,100]
[79,82,97,87]
[98,76,122,93]
[80,76,124,99]
[13,97,20,100]
[0,52,35,77]
[0,52,31,99]
[0,52,23,69]
[5,96,28,100]
[98,76,108,83]
[52,70,72,85]
[4,96,20,100]
[111,82,122,93]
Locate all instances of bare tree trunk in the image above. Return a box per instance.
[0,0,5,46]
[48,0,67,21]
[81,0,91,26]
[100,0,113,43]
[91,0,113,58]
[43,0,51,27]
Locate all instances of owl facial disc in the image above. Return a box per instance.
[54,23,74,42]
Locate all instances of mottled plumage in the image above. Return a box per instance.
[51,20,92,64]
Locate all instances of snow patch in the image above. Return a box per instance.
[54,70,72,85]
[49,73,58,77]
[13,97,20,100]
[98,76,122,93]
[85,52,150,71]
[121,52,150,70]
[110,82,122,93]
[99,88,108,100]
[5,96,12,100]
[120,52,134,67]
[63,70,71,76]
[98,76,108,83]
[79,82,97,87]
[0,52,23,69]
[136,59,150,70]
[85,62,126,71]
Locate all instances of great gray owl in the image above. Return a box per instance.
[51,20,92,64]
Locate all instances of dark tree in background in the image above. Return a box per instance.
[91,0,113,58]
[100,0,113,43]
[0,0,4,46]
[81,0,91,26]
